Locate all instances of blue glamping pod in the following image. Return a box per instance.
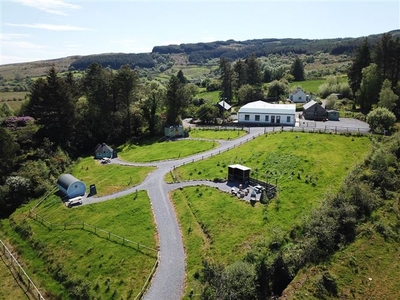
[57,174,86,198]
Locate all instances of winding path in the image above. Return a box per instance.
[83,127,266,299]
[82,121,369,299]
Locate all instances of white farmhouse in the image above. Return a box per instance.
[237,100,296,126]
[289,88,307,103]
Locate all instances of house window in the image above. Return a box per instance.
[276,116,281,124]
[287,116,291,123]
[265,115,269,122]
[244,114,250,121]
[255,115,260,121]
[271,116,275,123]
[298,96,302,100]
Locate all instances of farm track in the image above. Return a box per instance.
[83,122,370,300]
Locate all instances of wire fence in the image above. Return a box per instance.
[26,194,160,299]
[0,239,45,300]
[170,126,370,179]
[29,211,158,253]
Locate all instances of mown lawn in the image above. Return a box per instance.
[170,132,372,296]
[188,128,247,140]
[72,157,155,196]
[0,191,157,299]
[117,139,217,162]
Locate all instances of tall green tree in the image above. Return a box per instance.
[25,67,77,151]
[113,65,140,139]
[219,57,234,101]
[356,63,382,112]
[233,59,248,90]
[237,84,265,105]
[83,63,114,143]
[140,81,165,135]
[0,127,19,180]
[373,33,399,86]
[196,102,218,124]
[245,53,262,86]
[290,57,305,81]
[177,70,187,84]
[267,79,289,101]
[378,79,398,111]
[165,75,190,126]
[348,38,371,97]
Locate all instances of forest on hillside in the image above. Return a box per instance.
[66,30,400,70]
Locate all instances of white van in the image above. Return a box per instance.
[65,196,83,208]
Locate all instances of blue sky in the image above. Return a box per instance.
[1,0,399,65]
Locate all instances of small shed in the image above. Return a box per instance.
[327,110,340,121]
[94,143,116,159]
[303,100,327,121]
[57,174,86,198]
[216,100,232,115]
[228,164,251,183]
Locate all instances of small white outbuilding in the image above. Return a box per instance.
[237,100,296,126]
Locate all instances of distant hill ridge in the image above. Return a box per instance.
[2,30,399,75]
[70,29,400,70]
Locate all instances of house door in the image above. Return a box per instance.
[271,116,275,123]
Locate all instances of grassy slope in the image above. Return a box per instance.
[72,157,155,196]
[170,132,372,295]
[0,191,157,299]
[282,197,400,299]
[0,257,30,300]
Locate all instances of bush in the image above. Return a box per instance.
[366,107,396,133]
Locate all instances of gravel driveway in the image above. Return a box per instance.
[81,120,369,299]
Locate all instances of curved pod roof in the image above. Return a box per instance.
[57,174,86,198]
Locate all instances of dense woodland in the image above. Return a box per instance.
[1,31,400,298]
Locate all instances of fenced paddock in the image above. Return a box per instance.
[171,126,370,174]
[0,239,45,300]
[29,211,158,254]
[26,210,159,299]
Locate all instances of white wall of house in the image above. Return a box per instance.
[237,101,296,126]
[290,89,307,103]
[238,112,295,125]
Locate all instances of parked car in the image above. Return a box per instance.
[65,196,83,208]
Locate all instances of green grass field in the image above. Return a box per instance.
[196,90,220,103]
[72,157,155,196]
[289,76,348,95]
[117,139,218,162]
[0,191,157,299]
[188,128,247,140]
[170,132,372,295]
